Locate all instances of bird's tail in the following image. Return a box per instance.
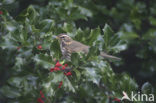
[100,52,121,60]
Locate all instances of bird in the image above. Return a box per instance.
[53,33,121,61]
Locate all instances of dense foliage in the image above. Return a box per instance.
[0,0,156,103]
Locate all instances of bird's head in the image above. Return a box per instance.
[53,33,72,44]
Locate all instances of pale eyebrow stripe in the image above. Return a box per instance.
[60,35,70,37]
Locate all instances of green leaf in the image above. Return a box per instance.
[0,86,21,98]
[64,76,75,93]
[43,83,55,97]
[141,82,154,94]
[62,22,74,32]
[33,54,53,69]
[88,27,101,46]
[51,72,64,83]
[75,28,84,41]
[27,5,38,21]
[71,53,80,66]
[0,34,17,50]
[103,24,114,49]
[102,24,128,53]
[74,28,90,44]
[83,67,101,85]
[149,16,156,26]
[78,6,92,17]
[8,77,23,88]
[87,46,100,59]
[73,69,81,80]
[50,40,62,59]
[16,5,38,22]
[120,31,139,40]
[3,0,15,4]
[39,19,54,32]
[5,23,16,32]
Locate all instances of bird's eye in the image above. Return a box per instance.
[61,36,65,39]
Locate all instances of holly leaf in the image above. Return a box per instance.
[103,24,127,53]
[0,86,21,98]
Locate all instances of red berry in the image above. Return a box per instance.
[40,91,45,98]
[113,98,121,102]
[37,45,42,49]
[54,67,60,71]
[0,11,3,15]
[37,98,44,103]
[55,61,62,67]
[17,47,21,50]
[62,66,66,70]
[58,81,63,88]
[64,64,68,67]
[64,72,72,76]
[50,68,54,72]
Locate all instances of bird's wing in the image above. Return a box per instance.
[65,40,121,60]
[66,40,89,53]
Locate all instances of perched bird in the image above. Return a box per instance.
[53,33,121,61]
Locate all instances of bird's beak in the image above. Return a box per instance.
[52,35,58,39]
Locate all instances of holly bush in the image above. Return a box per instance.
[0,0,155,103]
